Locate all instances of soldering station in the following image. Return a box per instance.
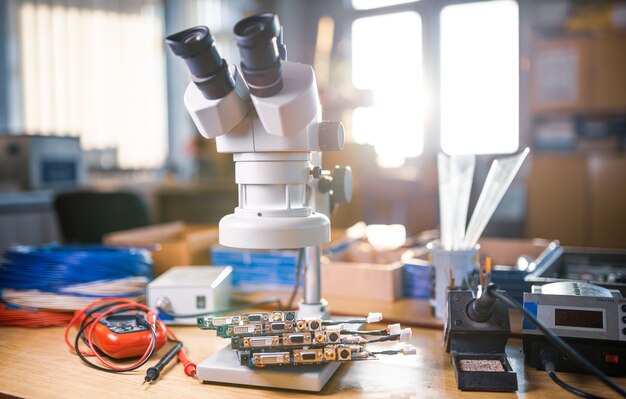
[1,2,626,399]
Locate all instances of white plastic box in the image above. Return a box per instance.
[147,266,232,325]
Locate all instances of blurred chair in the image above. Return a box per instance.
[54,191,150,243]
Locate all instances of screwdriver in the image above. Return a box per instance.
[143,341,184,384]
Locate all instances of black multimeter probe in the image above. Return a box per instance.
[143,341,184,384]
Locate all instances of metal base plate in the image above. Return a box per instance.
[197,345,341,392]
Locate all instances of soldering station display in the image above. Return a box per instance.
[198,311,416,368]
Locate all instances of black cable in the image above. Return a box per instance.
[541,347,606,399]
[486,285,626,398]
[322,318,368,326]
[366,334,400,344]
[157,297,283,319]
[340,328,388,336]
[548,370,605,399]
[369,350,403,355]
[286,248,305,309]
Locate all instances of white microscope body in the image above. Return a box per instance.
[168,13,351,319]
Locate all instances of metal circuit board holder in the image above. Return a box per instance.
[197,345,340,391]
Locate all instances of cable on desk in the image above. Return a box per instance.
[0,244,153,326]
[340,328,389,336]
[540,347,605,399]
[486,285,626,399]
[0,302,72,327]
[547,371,605,399]
[0,244,152,291]
[365,334,401,343]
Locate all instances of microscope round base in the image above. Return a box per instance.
[219,212,330,249]
[298,299,330,320]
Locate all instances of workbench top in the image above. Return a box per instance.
[1,324,621,398]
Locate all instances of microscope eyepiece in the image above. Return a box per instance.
[166,26,235,100]
[234,13,283,97]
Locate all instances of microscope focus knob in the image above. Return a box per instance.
[331,166,352,204]
[318,121,345,151]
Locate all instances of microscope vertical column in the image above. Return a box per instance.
[304,246,321,304]
[300,245,329,318]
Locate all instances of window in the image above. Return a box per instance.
[351,12,423,168]
[440,0,519,155]
[352,0,419,10]
[12,0,167,169]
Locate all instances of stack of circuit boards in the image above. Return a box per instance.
[197,311,415,367]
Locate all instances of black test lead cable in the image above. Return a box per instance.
[485,284,626,399]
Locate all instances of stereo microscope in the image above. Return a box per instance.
[167,14,351,322]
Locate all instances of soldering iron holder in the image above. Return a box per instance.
[444,289,518,392]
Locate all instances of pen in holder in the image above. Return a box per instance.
[428,241,480,319]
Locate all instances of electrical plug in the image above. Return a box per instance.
[366,312,383,323]
[401,344,417,355]
[399,328,412,342]
[388,323,401,335]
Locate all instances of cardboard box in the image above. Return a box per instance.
[321,260,403,303]
[104,222,219,276]
[478,237,551,267]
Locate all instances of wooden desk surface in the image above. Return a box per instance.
[1,324,623,398]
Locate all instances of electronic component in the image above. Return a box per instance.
[307,319,322,331]
[0,135,85,190]
[336,347,352,361]
[231,325,261,336]
[282,333,312,346]
[75,311,167,359]
[252,352,291,366]
[323,347,336,361]
[296,320,307,331]
[197,315,238,329]
[523,282,625,377]
[242,313,270,323]
[200,311,414,369]
[65,299,197,383]
[147,266,233,325]
[266,321,294,333]
[326,331,340,344]
[293,349,324,364]
[525,246,626,297]
[242,336,279,348]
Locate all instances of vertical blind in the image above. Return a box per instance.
[12,0,167,169]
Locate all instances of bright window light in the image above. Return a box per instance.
[440,0,519,155]
[352,12,423,168]
[352,0,419,10]
[17,0,168,169]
